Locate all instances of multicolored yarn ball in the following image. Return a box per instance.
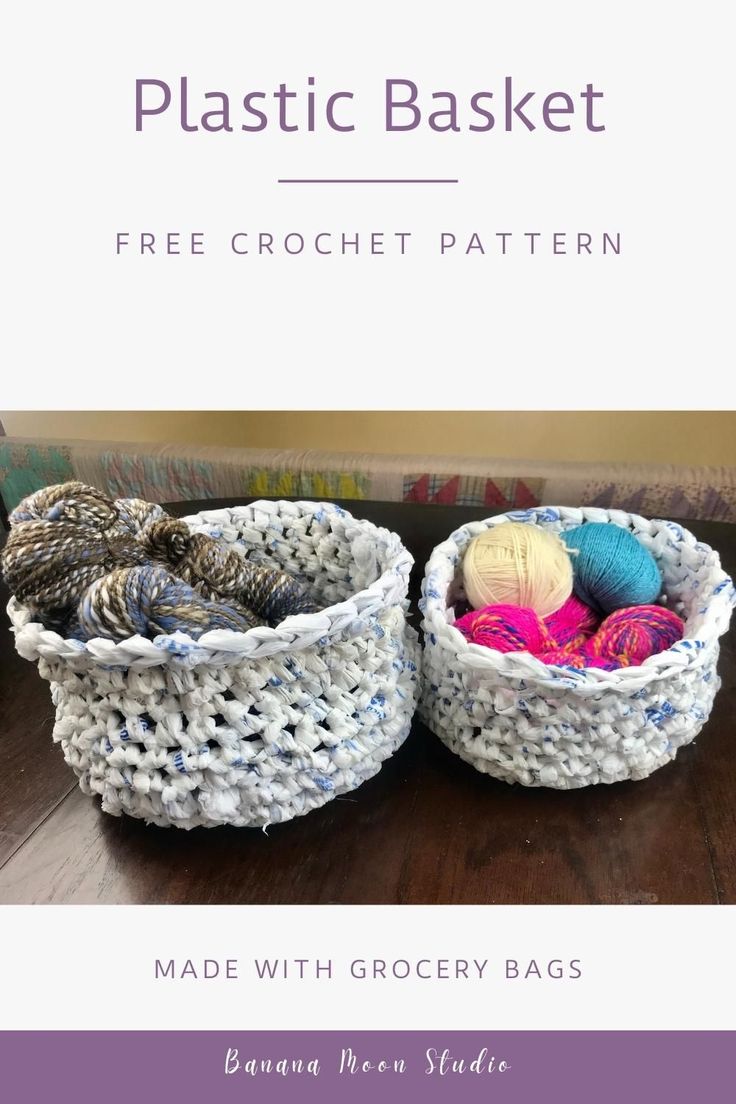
[454,598,683,671]
[562,523,662,614]
[1,481,316,641]
[455,596,600,657]
[581,605,684,669]
[543,594,600,649]
[462,522,573,619]
[454,603,556,654]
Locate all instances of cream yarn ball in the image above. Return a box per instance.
[462,522,573,618]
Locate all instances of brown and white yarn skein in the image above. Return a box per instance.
[2,482,316,641]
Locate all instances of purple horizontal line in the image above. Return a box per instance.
[277,178,459,184]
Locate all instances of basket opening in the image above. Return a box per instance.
[444,516,724,644]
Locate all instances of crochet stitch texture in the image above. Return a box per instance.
[420,506,734,788]
[7,500,420,827]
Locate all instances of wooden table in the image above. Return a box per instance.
[1,499,734,905]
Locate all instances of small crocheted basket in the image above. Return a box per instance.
[8,500,420,827]
[420,506,735,788]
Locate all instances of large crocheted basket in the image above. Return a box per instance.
[8,500,420,827]
[420,506,735,788]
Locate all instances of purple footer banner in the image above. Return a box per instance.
[0,1031,733,1102]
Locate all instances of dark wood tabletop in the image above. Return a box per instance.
[1,498,734,905]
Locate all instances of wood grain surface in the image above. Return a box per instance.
[0,499,733,905]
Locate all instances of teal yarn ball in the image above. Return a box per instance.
[561,523,662,614]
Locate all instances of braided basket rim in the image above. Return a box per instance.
[421,505,735,692]
[7,499,414,668]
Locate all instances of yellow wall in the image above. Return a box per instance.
[2,410,735,466]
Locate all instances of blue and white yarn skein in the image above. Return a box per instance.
[1,481,316,641]
[562,523,662,613]
[76,564,259,640]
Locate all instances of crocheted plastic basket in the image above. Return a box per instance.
[8,500,420,828]
[420,506,735,788]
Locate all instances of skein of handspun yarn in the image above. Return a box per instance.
[456,599,683,670]
[543,594,600,649]
[2,481,316,642]
[462,523,573,619]
[139,515,310,626]
[562,522,661,613]
[581,605,684,670]
[2,481,156,629]
[455,596,598,658]
[77,565,259,641]
[454,604,557,654]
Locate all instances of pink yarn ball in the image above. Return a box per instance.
[454,604,554,654]
[543,594,599,648]
[582,605,684,667]
[453,598,682,672]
